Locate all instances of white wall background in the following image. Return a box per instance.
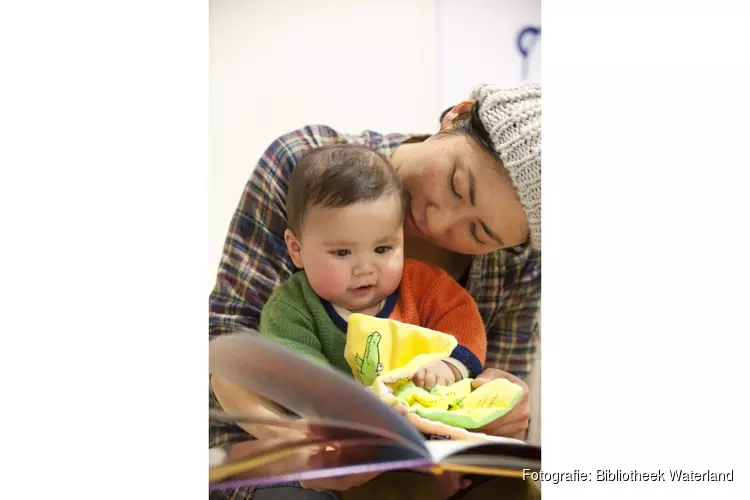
[210,0,439,287]
[210,0,541,442]
[435,0,541,109]
[210,0,540,285]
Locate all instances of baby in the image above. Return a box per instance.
[260,144,486,390]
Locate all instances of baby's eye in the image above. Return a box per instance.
[374,246,391,254]
[330,249,350,257]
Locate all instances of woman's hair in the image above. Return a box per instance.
[286,144,404,236]
[440,103,498,164]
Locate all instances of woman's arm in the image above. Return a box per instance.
[209,141,297,339]
[208,127,334,447]
[488,246,541,380]
[209,125,350,338]
[471,246,540,439]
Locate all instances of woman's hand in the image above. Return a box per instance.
[472,368,531,439]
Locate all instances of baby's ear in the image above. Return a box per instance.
[284,229,304,269]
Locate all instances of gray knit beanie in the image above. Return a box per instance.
[471,83,541,250]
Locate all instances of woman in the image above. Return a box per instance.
[209,83,541,499]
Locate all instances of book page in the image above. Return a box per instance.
[425,440,500,463]
[209,438,430,491]
[210,410,424,449]
[210,332,428,455]
[425,439,541,473]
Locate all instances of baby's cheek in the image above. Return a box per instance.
[380,255,404,291]
[307,260,349,299]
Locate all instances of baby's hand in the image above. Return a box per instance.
[413,360,460,391]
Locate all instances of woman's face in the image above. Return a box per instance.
[395,107,529,255]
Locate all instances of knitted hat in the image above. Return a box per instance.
[470,83,541,250]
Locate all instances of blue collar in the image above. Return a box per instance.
[321,287,399,333]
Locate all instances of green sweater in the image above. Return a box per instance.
[259,271,350,375]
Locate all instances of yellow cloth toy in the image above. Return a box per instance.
[344,313,523,432]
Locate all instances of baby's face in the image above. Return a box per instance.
[294,195,404,313]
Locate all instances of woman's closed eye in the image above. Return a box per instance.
[470,223,485,246]
[374,245,392,254]
[330,249,351,257]
[449,165,462,200]
[452,165,489,246]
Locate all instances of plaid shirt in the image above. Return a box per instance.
[208,125,541,497]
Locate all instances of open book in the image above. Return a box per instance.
[209,331,541,492]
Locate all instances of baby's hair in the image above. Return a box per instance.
[286,144,405,236]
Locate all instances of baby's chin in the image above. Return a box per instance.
[344,301,383,315]
[335,295,388,314]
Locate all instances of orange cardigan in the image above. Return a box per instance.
[391,259,487,370]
